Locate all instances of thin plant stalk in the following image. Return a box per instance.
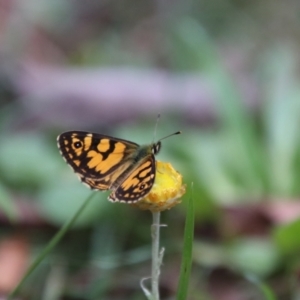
[151,211,164,300]
[140,211,165,300]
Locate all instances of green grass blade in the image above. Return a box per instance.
[176,191,195,300]
[247,274,277,300]
[8,192,96,299]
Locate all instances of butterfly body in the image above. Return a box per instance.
[57,131,161,203]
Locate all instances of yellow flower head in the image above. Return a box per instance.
[132,161,186,212]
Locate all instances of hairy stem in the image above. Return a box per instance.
[151,211,162,300]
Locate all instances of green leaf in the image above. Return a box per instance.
[262,47,300,195]
[176,190,195,300]
[273,219,300,254]
[38,178,109,227]
[0,133,61,189]
[227,238,279,277]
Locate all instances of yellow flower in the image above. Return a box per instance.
[132,161,186,212]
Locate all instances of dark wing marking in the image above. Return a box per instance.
[109,155,156,203]
[57,131,138,191]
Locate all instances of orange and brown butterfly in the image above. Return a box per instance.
[57,130,180,203]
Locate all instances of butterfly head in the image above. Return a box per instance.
[152,141,161,155]
[153,131,181,155]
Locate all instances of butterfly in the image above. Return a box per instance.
[57,130,180,203]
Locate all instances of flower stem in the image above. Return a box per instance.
[151,211,162,300]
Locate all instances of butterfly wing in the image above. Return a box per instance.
[57,131,138,190]
[109,155,156,203]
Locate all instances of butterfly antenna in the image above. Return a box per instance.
[152,113,161,142]
[158,131,182,142]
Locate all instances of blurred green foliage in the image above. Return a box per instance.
[0,0,300,299]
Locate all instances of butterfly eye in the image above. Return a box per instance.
[152,141,161,155]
